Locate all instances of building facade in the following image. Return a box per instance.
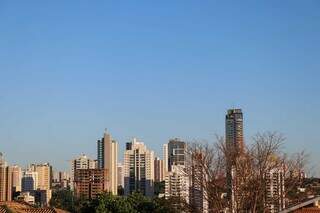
[30,163,52,190]
[117,163,124,188]
[225,109,244,154]
[59,171,71,188]
[29,163,52,205]
[225,108,244,211]
[71,154,96,190]
[0,153,12,202]
[154,157,164,182]
[11,165,22,193]
[22,171,38,192]
[97,130,118,195]
[164,165,189,202]
[74,169,108,199]
[189,152,208,213]
[265,168,285,213]
[168,139,186,172]
[163,144,168,177]
[124,138,154,197]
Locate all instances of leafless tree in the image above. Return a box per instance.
[186,138,227,213]
[185,132,309,213]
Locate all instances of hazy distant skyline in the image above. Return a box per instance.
[0,1,319,173]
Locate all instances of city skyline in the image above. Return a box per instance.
[0,110,315,212]
[1,109,319,175]
[1,1,320,174]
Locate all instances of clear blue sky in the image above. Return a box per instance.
[0,1,319,174]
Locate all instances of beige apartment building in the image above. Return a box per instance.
[0,153,12,202]
[124,138,154,197]
[32,163,52,190]
[154,157,164,182]
[165,165,189,202]
[11,165,22,193]
[97,130,118,195]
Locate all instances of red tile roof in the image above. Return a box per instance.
[295,208,320,213]
[0,201,69,213]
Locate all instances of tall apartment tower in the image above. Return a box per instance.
[226,109,244,154]
[11,165,22,193]
[124,138,154,197]
[0,153,12,202]
[29,163,52,190]
[265,167,285,213]
[189,152,208,213]
[167,139,186,172]
[97,130,118,195]
[154,157,164,182]
[225,109,244,212]
[117,163,124,188]
[163,144,168,176]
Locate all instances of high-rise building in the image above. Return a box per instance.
[154,157,164,182]
[29,163,52,190]
[11,165,22,193]
[71,154,96,171]
[265,167,285,213]
[27,163,52,205]
[97,130,118,195]
[22,171,38,192]
[59,171,71,188]
[74,169,108,199]
[70,154,96,189]
[226,109,244,154]
[0,153,12,202]
[189,152,208,213]
[117,163,124,188]
[164,165,189,202]
[124,138,154,197]
[168,139,186,172]
[163,144,168,177]
[225,108,244,211]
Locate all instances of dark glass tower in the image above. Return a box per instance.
[97,139,104,169]
[225,109,244,210]
[226,109,244,154]
[168,138,186,172]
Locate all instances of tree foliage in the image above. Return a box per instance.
[50,190,185,213]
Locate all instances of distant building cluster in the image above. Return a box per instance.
[0,152,59,207]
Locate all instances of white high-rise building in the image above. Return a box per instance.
[124,138,154,197]
[165,165,189,202]
[97,130,118,195]
[265,168,285,213]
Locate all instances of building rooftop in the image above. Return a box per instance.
[294,208,320,213]
[0,201,69,213]
[280,196,320,213]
